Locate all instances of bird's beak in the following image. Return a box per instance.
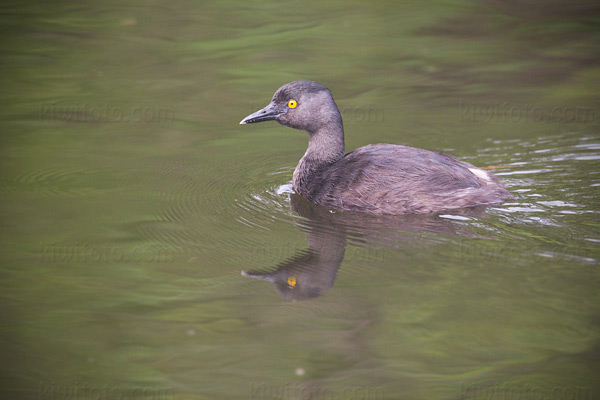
[239,102,285,125]
[241,270,276,282]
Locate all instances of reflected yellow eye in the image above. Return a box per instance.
[287,276,297,288]
[288,99,297,108]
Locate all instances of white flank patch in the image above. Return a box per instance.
[439,214,472,221]
[469,168,491,182]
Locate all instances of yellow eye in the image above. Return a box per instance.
[288,99,297,109]
[287,276,297,288]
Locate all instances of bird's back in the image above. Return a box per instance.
[297,144,513,214]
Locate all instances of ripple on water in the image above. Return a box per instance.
[126,155,297,249]
[234,176,297,231]
[0,167,107,197]
[127,133,598,257]
[478,134,599,228]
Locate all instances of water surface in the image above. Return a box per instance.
[1,1,599,399]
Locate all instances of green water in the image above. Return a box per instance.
[1,1,599,399]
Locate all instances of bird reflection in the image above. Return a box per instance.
[242,193,489,301]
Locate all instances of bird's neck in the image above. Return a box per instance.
[293,125,345,194]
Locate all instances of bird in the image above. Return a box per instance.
[240,81,513,215]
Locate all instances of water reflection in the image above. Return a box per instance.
[242,193,490,300]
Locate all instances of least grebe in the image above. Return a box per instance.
[240,81,513,214]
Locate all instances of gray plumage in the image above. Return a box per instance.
[241,81,513,215]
